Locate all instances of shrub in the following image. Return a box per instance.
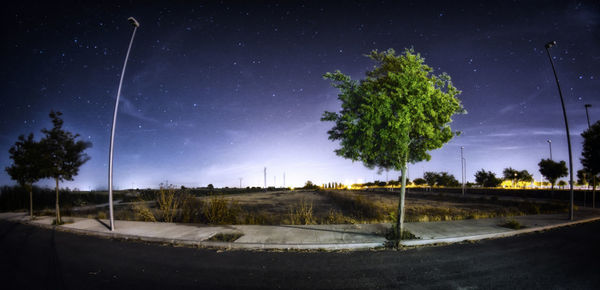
[203,195,240,224]
[501,219,524,229]
[289,199,315,225]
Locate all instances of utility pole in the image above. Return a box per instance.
[283,172,286,188]
[264,167,267,192]
[547,139,552,160]
[239,177,242,188]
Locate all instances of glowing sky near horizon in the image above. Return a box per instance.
[1,1,599,190]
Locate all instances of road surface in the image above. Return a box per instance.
[1,220,599,289]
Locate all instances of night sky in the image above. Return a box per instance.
[1,1,599,190]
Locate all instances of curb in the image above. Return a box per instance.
[20,218,386,250]
[400,216,600,246]
[3,213,600,250]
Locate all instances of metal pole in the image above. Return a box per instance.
[108,17,139,231]
[264,167,267,191]
[585,104,592,128]
[461,146,465,195]
[545,41,574,221]
[547,140,552,160]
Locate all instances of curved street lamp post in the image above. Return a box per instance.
[108,17,140,231]
[544,41,574,220]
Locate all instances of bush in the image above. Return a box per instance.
[202,196,241,224]
[501,219,524,229]
[288,199,315,225]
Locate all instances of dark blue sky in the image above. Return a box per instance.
[1,1,599,189]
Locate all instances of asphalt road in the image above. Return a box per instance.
[1,220,599,289]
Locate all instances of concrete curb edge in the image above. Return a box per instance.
[400,216,600,246]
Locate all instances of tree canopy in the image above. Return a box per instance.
[581,121,600,178]
[321,48,464,171]
[423,171,459,187]
[41,111,91,183]
[474,169,502,188]
[502,167,533,185]
[6,134,43,187]
[538,159,568,190]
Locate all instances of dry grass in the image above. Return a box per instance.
[203,196,241,224]
[288,199,316,225]
[67,188,568,226]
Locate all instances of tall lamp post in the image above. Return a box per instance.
[108,17,140,231]
[544,41,574,220]
[585,104,592,127]
[547,139,552,160]
[460,146,465,195]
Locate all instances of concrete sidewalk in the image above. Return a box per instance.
[1,208,599,250]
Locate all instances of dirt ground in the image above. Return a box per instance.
[77,189,566,225]
[197,190,347,222]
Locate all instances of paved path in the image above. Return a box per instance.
[2,207,600,250]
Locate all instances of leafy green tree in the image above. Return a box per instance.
[538,159,568,190]
[577,169,592,187]
[5,134,44,219]
[503,167,533,187]
[558,180,567,189]
[303,180,319,190]
[503,167,518,186]
[436,172,459,187]
[40,111,91,224]
[581,121,600,200]
[423,172,439,187]
[474,169,502,188]
[518,170,534,186]
[413,178,427,186]
[321,48,463,240]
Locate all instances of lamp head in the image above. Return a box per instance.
[545,41,556,49]
[128,17,140,28]
[585,104,592,108]
[547,140,551,143]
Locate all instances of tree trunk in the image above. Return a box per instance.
[396,158,408,245]
[55,178,60,225]
[28,183,33,220]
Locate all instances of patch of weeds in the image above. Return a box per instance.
[208,232,243,242]
[203,196,241,224]
[500,219,524,230]
[322,191,386,221]
[96,211,107,219]
[289,199,315,225]
[384,227,419,248]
